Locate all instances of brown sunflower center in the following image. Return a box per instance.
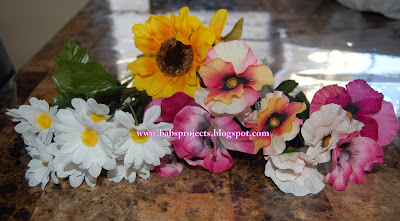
[156,38,193,77]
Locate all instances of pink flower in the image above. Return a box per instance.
[198,41,274,115]
[172,105,254,173]
[327,132,384,190]
[146,92,196,177]
[310,79,398,146]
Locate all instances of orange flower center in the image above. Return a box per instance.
[156,38,193,77]
[269,117,280,128]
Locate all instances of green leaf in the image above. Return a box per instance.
[275,80,298,95]
[53,60,119,97]
[283,147,299,153]
[294,91,310,121]
[56,39,89,64]
[221,18,243,41]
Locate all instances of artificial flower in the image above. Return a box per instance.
[246,91,306,155]
[109,106,173,176]
[6,97,58,144]
[54,98,116,181]
[55,161,97,187]
[265,152,324,196]
[107,160,137,183]
[145,92,196,177]
[208,9,228,44]
[310,79,398,146]
[72,98,110,123]
[24,136,59,190]
[302,103,364,164]
[327,133,384,190]
[199,40,274,114]
[173,106,254,173]
[127,7,216,98]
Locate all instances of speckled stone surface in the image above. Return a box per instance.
[1,0,400,220]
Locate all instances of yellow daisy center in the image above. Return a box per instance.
[226,77,238,89]
[323,135,332,147]
[346,111,353,120]
[156,38,193,77]
[81,129,98,147]
[130,129,149,144]
[37,113,52,129]
[43,162,49,167]
[269,117,280,128]
[91,114,107,123]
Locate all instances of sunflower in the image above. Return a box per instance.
[128,7,226,99]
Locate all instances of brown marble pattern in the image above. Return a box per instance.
[1,0,400,220]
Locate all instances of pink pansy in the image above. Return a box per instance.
[146,92,196,177]
[327,133,383,191]
[310,79,398,146]
[198,40,274,115]
[172,105,254,173]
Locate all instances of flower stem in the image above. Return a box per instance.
[128,104,139,126]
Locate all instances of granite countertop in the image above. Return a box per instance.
[1,0,400,220]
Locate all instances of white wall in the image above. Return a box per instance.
[0,0,90,71]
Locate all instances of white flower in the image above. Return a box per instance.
[107,160,137,183]
[55,160,97,188]
[6,97,58,143]
[54,98,116,183]
[109,106,173,177]
[301,104,363,164]
[265,152,324,196]
[71,98,110,123]
[24,136,59,190]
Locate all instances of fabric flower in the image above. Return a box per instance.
[302,103,364,164]
[107,160,137,183]
[55,161,97,188]
[265,152,324,196]
[109,106,173,179]
[72,98,110,123]
[145,92,196,177]
[173,106,254,173]
[128,7,218,98]
[54,98,116,186]
[24,136,59,190]
[199,40,274,115]
[310,79,398,146]
[208,9,228,44]
[327,134,384,190]
[6,97,58,144]
[246,91,306,155]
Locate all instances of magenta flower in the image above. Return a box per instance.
[146,92,196,177]
[310,79,398,146]
[327,132,384,190]
[172,105,254,173]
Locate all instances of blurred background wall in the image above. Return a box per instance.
[0,0,90,72]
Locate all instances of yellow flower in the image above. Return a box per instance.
[128,7,219,99]
[209,9,228,44]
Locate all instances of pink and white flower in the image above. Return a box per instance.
[302,103,364,164]
[198,40,274,115]
[327,133,384,190]
[310,79,398,146]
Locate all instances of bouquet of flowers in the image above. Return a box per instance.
[7,7,398,196]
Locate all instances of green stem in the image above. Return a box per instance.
[128,104,139,126]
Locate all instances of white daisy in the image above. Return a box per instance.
[109,106,173,176]
[55,160,97,187]
[24,136,59,190]
[107,160,137,183]
[6,97,58,144]
[54,98,116,181]
[71,98,110,123]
